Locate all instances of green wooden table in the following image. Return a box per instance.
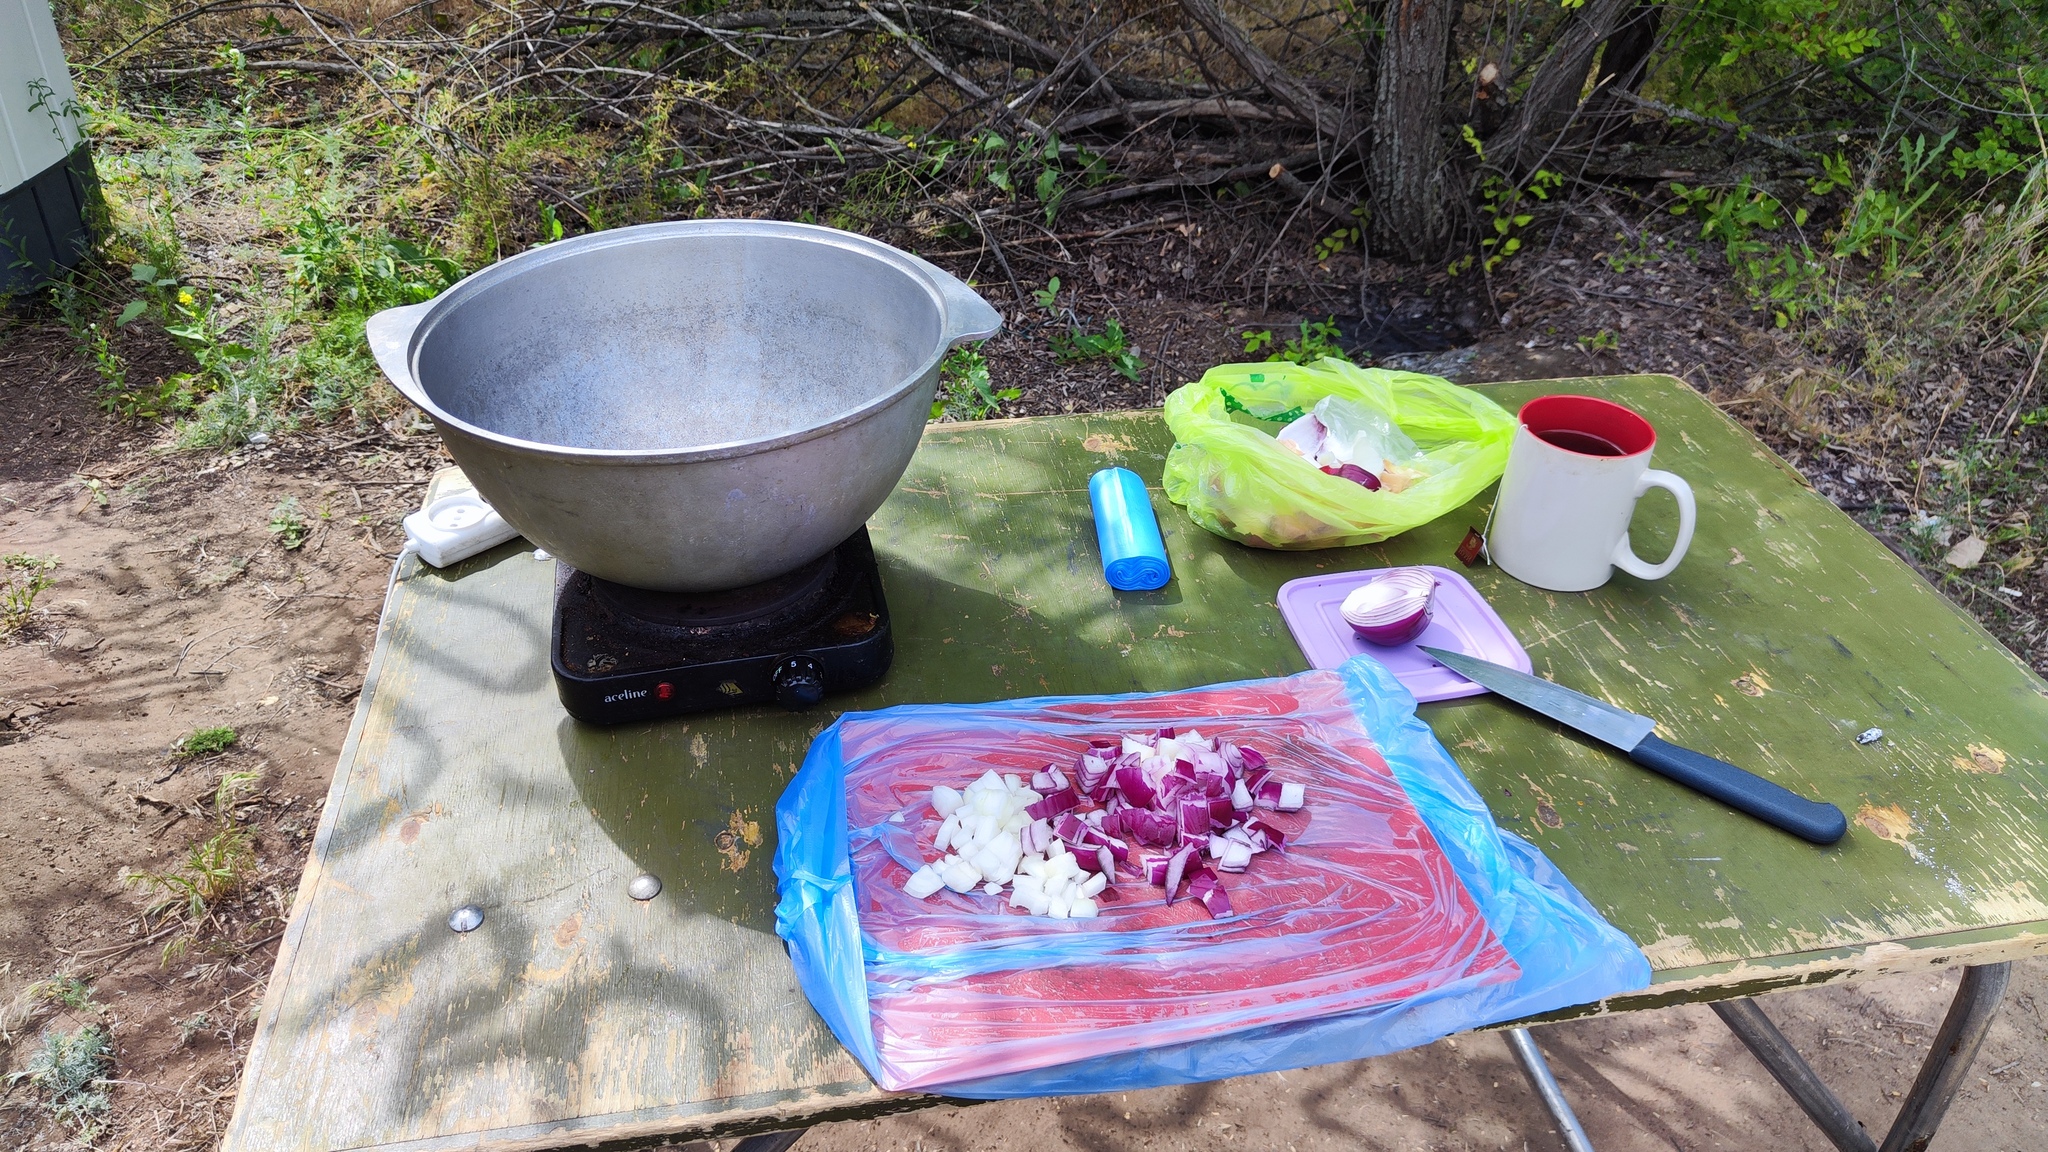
[222,375,2048,1152]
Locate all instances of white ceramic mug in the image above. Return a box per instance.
[1487,395,1696,592]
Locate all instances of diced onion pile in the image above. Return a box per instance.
[900,728,1307,919]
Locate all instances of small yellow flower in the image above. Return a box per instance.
[177,289,194,306]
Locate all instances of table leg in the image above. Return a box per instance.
[1505,1026,1598,1152]
[1713,962,2012,1152]
[1711,998,1875,1152]
[1876,962,2012,1152]
[730,1131,805,1152]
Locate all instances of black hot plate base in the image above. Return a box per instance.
[550,529,891,724]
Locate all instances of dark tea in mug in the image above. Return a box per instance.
[1533,428,1627,457]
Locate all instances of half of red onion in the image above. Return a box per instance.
[1339,568,1438,646]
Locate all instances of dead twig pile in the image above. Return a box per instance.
[86,1,1385,286]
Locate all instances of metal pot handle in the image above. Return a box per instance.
[902,253,1003,347]
[364,301,436,408]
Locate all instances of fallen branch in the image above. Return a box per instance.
[120,58,360,81]
[1063,150,1322,211]
[862,2,1046,136]
[1174,0,1345,142]
[1606,89,1815,161]
[1057,97,1292,134]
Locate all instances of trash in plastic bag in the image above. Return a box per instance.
[1163,359,1515,549]
[1276,395,1421,484]
[773,655,1651,1097]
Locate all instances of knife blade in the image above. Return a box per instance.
[1421,646,1847,845]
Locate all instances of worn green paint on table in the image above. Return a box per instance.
[223,375,2048,1152]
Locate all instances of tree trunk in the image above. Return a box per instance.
[1596,0,1663,92]
[1176,0,1345,142]
[1584,0,1664,145]
[1488,0,1637,172]
[1368,0,1458,263]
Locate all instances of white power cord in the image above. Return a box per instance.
[382,541,420,614]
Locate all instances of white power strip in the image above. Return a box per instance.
[402,492,523,568]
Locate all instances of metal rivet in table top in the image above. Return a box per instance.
[627,873,662,901]
[448,904,484,933]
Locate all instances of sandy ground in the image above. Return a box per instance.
[2,311,2045,1151]
[0,322,450,1148]
[788,970,2048,1152]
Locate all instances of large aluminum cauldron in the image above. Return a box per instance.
[366,220,1001,591]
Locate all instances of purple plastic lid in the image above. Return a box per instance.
[1276,565,1531,703]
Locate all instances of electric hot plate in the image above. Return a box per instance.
[550,528,892,724]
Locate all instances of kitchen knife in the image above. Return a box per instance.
[1420,646,1848,845]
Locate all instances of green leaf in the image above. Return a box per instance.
[116,301,147,327]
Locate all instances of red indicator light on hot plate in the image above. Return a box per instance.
[655,682,674,700]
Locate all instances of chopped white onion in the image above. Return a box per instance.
[939,856,982,893]
[903,865,944,899]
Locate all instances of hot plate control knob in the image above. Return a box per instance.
[772,656,826,711]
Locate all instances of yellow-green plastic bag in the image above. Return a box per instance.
[1162,359,1514,549]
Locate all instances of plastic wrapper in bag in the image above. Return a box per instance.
[1162,359,1515,549]
[773,655,1650,1097]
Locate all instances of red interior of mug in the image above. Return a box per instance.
[1518,394,1655,457]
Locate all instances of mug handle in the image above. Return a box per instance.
[1612,469,1696,580]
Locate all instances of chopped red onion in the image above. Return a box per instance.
[1054,813,1094,845]
[1112,761,1156,807]
[1245,817,1287,849]
[1188,868,1232,917]
[1162,842,1199,904]
[1231,779,1254,811]
[1027,785,1080,821]
[1124,809,1177,847]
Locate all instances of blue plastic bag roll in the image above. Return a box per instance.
[1089,467,1172,590]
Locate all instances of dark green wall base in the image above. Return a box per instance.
[1,142,101,297]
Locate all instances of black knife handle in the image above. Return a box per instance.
[1628,735,1848,845]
